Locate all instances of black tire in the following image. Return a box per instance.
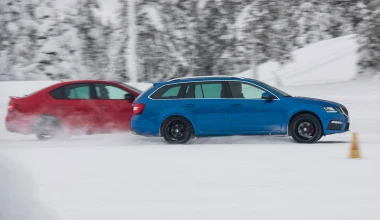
[33,115,63,141]
[318,133,323,140]
[289,114,322,143]
[161,116,193,144]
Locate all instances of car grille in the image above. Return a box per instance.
[327,121,343,130]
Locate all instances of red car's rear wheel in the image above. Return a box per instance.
[32,115,63,140]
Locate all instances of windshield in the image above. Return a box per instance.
[250,79,292,97]
[117,82,143,94]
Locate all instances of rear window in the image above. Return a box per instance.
[150,84,183,99]
[50,87,64,99]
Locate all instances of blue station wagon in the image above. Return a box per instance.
[130,76,350,144]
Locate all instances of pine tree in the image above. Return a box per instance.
[0,0,9,80]
[193,0,239,76]
[242,0,299,80]
[357,6,380,76]
[156,0,199,78]
[29,0,70,80]
[297,0,344,46]
[75,0,105,79]
[112,0,129,81]
[100,19,114,80]
[58,3,87,79]
[135,0,185,81]
[0,0,39,80]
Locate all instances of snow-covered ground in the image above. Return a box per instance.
[1,79,380,220]
[1,35,380,220]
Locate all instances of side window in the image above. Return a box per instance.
[150,84,182,99]
[228,81,267,99]
[95,83,130,100]
[195,82,224,98]
[182,82,224,99]
[50,84,90,100]
[65,84,91,99]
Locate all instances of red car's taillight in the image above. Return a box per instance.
[8,103,17,112]
[133,103,145,115]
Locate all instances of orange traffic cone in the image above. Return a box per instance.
[350,132,361,159]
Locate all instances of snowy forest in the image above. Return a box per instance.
[1,0,380,82]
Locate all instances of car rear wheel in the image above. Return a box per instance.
[33,115,63,140]
[289,114,322,143]
[162,116,193,144]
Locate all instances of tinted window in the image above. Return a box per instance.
[150,84,182,99]
[95,83,130,100]
[50,87,64,99]
[228,81,268,99]
[65,84,91,99]
[49,84,91,100]
[183,82,225,99]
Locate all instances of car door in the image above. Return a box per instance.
[49,83,99,134]
[179,81,231,133]
[227,80,283,134]
[93,83,134,132]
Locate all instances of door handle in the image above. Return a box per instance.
[232,104,243,107]
[184,104,196,108]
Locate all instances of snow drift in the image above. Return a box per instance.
[236,35,360,86]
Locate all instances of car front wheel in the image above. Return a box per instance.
[162,116,193,144]
[289,114,322,143]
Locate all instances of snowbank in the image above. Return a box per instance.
[0,153,59,220]
[237,35,359,86]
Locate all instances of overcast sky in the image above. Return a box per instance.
[57,0,119,22]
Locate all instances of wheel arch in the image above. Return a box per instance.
[32,114,62,133]
[159,115,194,137]
[287,111,324,136]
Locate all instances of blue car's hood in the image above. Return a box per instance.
[288,96,344,108]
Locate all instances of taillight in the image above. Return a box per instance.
[133,103,145,115]
[8,103,17,112]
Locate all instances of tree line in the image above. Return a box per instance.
[0,0,379,82]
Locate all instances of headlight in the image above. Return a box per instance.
[323,107,337,113]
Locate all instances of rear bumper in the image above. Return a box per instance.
[130,125,159,137]
[130,115,160,137]
[5,112,34,135]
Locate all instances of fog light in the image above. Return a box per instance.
[331,121,343,124]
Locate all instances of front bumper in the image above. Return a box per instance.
[323,113,350,135]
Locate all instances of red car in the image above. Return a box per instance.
[6,80,142,140]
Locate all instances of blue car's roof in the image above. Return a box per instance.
[150,75,293,98]
[155,76,249,85]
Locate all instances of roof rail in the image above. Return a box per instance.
[167,75,242,82]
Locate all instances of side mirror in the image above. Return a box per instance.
[125,93,135,101]
[261,92,274,100]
